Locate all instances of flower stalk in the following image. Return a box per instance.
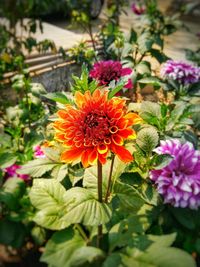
[105,154,115,203]
[97,160,103,248]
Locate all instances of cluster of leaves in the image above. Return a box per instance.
[15,138,195,267]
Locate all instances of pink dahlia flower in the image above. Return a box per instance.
[4,164,29,181]
[89,60,133,89]
[160,60,200,85]
[131,3,145,15]
[150,139,200,209]
[33,145,45,158]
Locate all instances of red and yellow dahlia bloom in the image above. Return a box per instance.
[53,89,141,168]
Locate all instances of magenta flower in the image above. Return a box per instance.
[89,60,133,89]
[131,3,145,15]
[33,145,45,158]
[4,164,29,181]
[160,60,200,85]
[150,139,200,209]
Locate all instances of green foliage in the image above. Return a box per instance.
[0,219,26,248]
[0,178,26,210]
[41,227,105,267]
[71,65,99,94]
[68,41,96,66]
[136,127,159,155]
[19,147,68,181]
[30,179,112,230]
[0,152,17,169]
[151,154,173,170]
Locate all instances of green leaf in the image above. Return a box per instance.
[0,178,26,210]
[30,83,47,96]
[137,246,196,267]
[114,181,145,212]
[137,32,153,54]
[136,127,159,154]
[122,234,196,267]
[45,92,72,104]
[138,77,162,87]
[40,227,86,267]
[18,158,59,177]
[68,168,84,186]
[0,152,17,169]
[135,61,151,75]
[151,154,173,170]
[108,80,126,99]
[30,179,112,230]
[29,179,68,230]
[150,49,168,64]
[0,219,26,248]
[188,82,200,96]
[102,253,122,267]
[31,226,46,246]
[139,101,161,121]
[129,28,137,44]
[62,187,112,227]
[170,208,199,230]
[51,164,68,181]
[69,247,105,267]
[109,215,152,252]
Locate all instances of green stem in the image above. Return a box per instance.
[97,160,102,248]
[75,224,88,243]
[24,78,31,128]
[105,154,115,203]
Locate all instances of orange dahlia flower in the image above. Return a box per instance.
[53,89,141,168]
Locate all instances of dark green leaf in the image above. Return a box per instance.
[45,92,71,104]
[0,153,17,169]
[151,154,173,170]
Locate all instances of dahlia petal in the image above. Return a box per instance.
[57,110,69,119]
[119,128,135,139]
[97,144,108,154]
[124,79,133,89]
[124,113,142,125]
[98,152,107,165]
[61,148,82,163]
[55,133,66,141]
[121,67,132,76]
[112,135,124,146]
[93,89,101,99]
[88,149,98,165]
[109,126,118,134]
[75,91,85,108]
[111,144,133,162]
[81,150,90,168]
[117,118,128,129]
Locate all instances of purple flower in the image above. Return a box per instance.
[33,145,45,158]
[150,139,200,209]
[4,164,29,181]
[160,60,200,85]
[131,3,145,15]
[89,60,133,90]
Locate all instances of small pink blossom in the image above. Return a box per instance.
[89,60,133,90]
[33,145,45,158]
[131,3,146,15]
[4,164,29,181]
